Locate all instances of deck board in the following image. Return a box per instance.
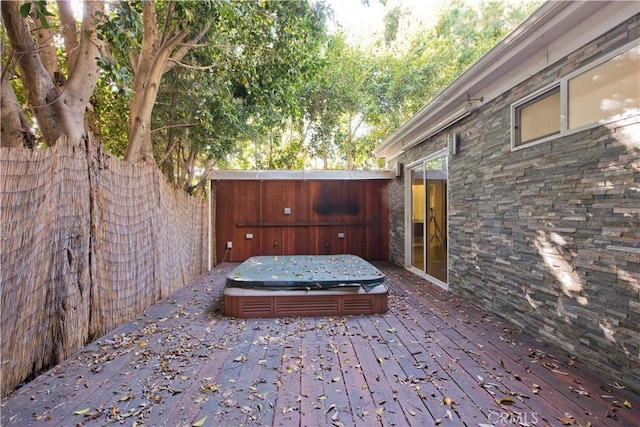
[1,262,638,427]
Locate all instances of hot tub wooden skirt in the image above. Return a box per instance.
[223,287,388,318]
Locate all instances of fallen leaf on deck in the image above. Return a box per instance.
[498,396,514,405]
[331,376,341,382]
[192,416,207,426]
[624,399,632,409]
[376,407,385,416]
[233,354,248,362]
[74,408,90,415]
[608,382,626,389]
[572,387,589,396]
[318,394,327,401]
[201,382,220,393]
[557,416,574,425]
[443,396,456,406]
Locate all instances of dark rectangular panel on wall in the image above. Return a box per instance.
[213,179,389,263]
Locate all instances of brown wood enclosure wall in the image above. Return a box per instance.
[212,179,389,263]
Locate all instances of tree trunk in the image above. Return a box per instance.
[125,2,192,162]
[124,2,210,162]
[192,158,215,197]
[1,72,34,148]
[1,1,104,146]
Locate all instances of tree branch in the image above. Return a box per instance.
[152,122,202,134]
[164,23,211,73]
[191,158,217,197]
[126,25,189,161]
[57,0,79,72]
[159,0,174,47]
[2,1,51,98]
[158,136,179,164]
[1,71,35,148]
[66,0,104,98]
[166,58,218,71]
[30,5,60,77]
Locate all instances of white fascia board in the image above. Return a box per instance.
[210,169,394,181]
[374,0,634,160]
[396,107,471,154]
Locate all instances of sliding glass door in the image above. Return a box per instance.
[410,167,425,270]
[409,153,448,284]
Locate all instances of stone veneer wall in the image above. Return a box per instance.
[387,15,639,390]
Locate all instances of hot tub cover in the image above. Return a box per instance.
[226,254,385,291]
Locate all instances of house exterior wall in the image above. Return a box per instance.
[388,15,639,390]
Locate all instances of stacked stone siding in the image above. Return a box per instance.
[387,15,639,390]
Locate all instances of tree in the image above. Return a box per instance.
[2,0,330,180]
[2,0,537,174]
[1,0,104,147]
[145,0,330,189]
[359,0,539,146]
[96,1,221,162]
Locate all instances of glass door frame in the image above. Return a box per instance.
[404,149,449,291]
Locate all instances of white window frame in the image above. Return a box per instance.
[511,84,562,149]
[511,39,639,151]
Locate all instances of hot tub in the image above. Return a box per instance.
[223,255,388,318]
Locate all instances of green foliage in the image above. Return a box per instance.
[88,75,130,157]
[135,0,331,185]
[19,1,54,29]
[3,0,539,180]
[224,0,538,171]
[84,1,345,172]
[29,0,536,182]
[358,0,540,146]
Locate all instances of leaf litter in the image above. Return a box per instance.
[8,267,638,427]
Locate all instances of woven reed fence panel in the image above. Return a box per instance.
[0,139,207,397]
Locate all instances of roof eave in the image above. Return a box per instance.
[373,0,598,160]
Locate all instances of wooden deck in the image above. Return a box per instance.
[2,262,638,426]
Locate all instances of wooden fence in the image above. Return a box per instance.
[0,137,208,397]
[213,178,389,263]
